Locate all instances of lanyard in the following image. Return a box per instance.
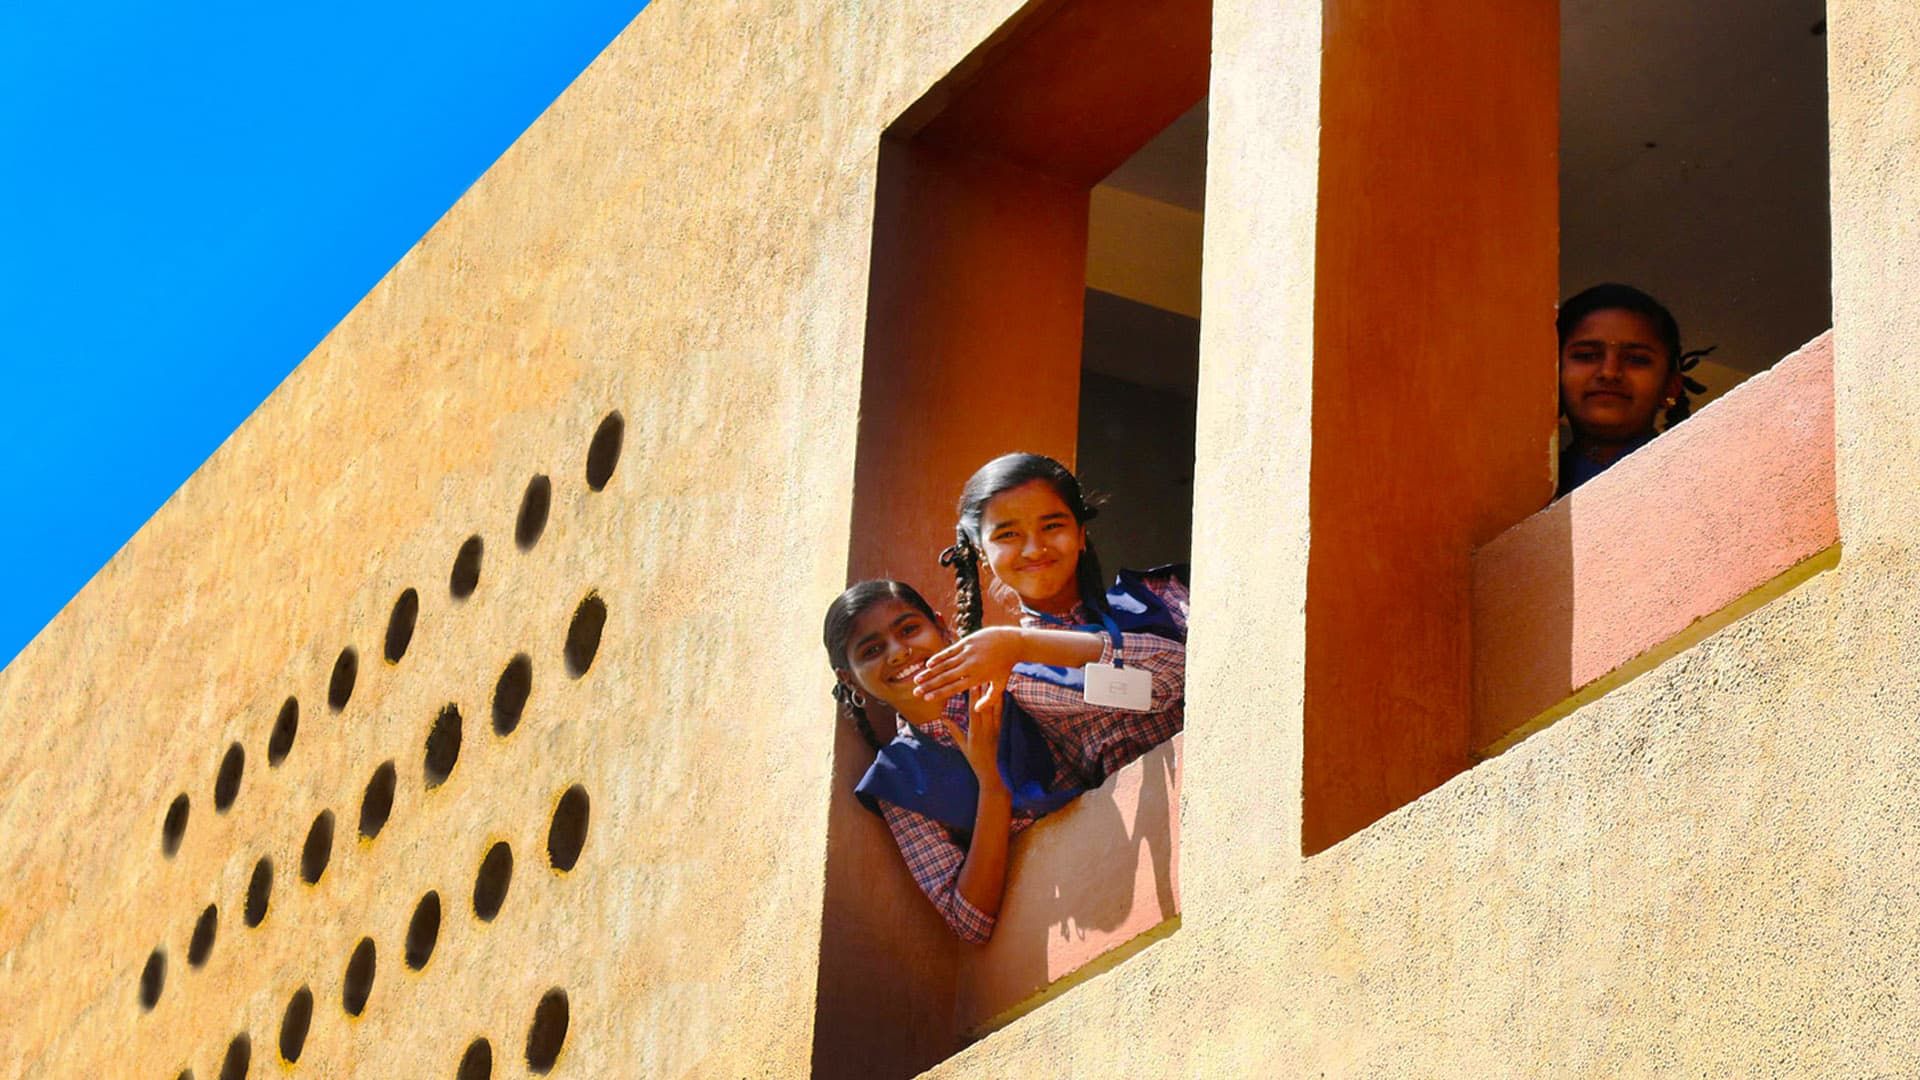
[1023,602,1126,668]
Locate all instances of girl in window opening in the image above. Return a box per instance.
[1557,283,1712,497]
[913,452,1189,787]
[823,580,1180,943]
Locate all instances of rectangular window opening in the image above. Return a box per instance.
[1465,0,1840,760]
[812,2,1208,1074]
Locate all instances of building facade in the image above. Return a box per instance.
[2,0,1917,1076]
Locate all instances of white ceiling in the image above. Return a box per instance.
[1562,0,1831,379]
[1096,0,1832,391]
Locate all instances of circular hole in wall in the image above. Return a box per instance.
[515,476,551,551]
[301,810,335,885]
[472,842,512,922]
[548,786,590,873]
[267,697,298,767]
[585,412,624,492]
[405,891,442,970]
[359,760,397,839]
[457,1037,493,1080]
[328,648,358,712]
[492,654,532,736]
[524,988,569,1074]
[161,793,190,857]
[213,743,245,813]
[187,903,217,968]
[424,705,462,789]
[563,593,605,679]
[450,535,483,600]
[244,858,272,928]
[218,1032,250,1080]
[342,938,376,1016]
[385,588,420,664]
[139,947,166,1010]
[279,985,313,1064]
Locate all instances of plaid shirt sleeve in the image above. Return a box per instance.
[1138,569,1191,632]
[1011,629,1186,784]
[879,800,999,944]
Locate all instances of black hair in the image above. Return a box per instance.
[1557,282,1712,430]
[941,452,1105,635]
[822,580,942,752]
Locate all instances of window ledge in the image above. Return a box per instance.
[1472,331,1838,756]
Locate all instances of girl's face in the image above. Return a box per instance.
[1559,309,1682,442]
[979,479,1086,613]
[838,597,950,716]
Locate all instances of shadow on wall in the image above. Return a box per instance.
[954,737,1182,1035]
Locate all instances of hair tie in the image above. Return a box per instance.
[1676,345,1715,397]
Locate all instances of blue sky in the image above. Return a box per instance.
[0,1,644,669]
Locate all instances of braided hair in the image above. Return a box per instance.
[943,453,1105,635]
[821,580,942,752]
[1557,283,1712,431]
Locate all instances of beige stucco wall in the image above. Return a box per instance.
[0,1,1915,1078]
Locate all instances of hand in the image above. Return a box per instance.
[957,687,1005,786]
[914,627,1026,702]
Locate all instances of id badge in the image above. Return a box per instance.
[1084,662,1153,711]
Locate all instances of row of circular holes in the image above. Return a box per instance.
[144,610,601,1005]
[159,409,622,857]
[162,576,607,856]
[144,412,622,1072]
[142,787,588,1007]
[151,600,602,988]
[178,985,568,1080]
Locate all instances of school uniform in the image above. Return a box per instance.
[856,567,1189,943]
[1014,564,1189,788]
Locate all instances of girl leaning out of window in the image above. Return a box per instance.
[824,580,1166,943]
[914,452,1188,787]
[1557,282,1712,497]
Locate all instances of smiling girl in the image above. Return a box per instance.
[824,580,1136,942]
[1557,283,1711,496]
[917,453,1188,786]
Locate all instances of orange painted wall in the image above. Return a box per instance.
[1303,0,1559,853]
[1472,332,1838,753]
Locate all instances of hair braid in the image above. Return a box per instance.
[941,533,985,636]
[1665,345,1714,430]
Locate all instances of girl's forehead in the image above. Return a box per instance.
[984,478,1072,522]
[848,597,921,638]
[1567,308,1663,345]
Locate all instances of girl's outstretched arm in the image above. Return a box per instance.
[911,626,1105,703]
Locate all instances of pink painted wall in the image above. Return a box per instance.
[1472,332,1838,753]
[954,736,1181,1035]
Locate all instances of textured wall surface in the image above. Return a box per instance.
[0,0,1036,1073]
[0,0,1914,1077]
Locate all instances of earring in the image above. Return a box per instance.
[1664,397,1677,407]
[848,687,867,709]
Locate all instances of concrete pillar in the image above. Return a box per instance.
[1829,0,1920,553]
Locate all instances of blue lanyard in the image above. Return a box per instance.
[1023,602,1126,668]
